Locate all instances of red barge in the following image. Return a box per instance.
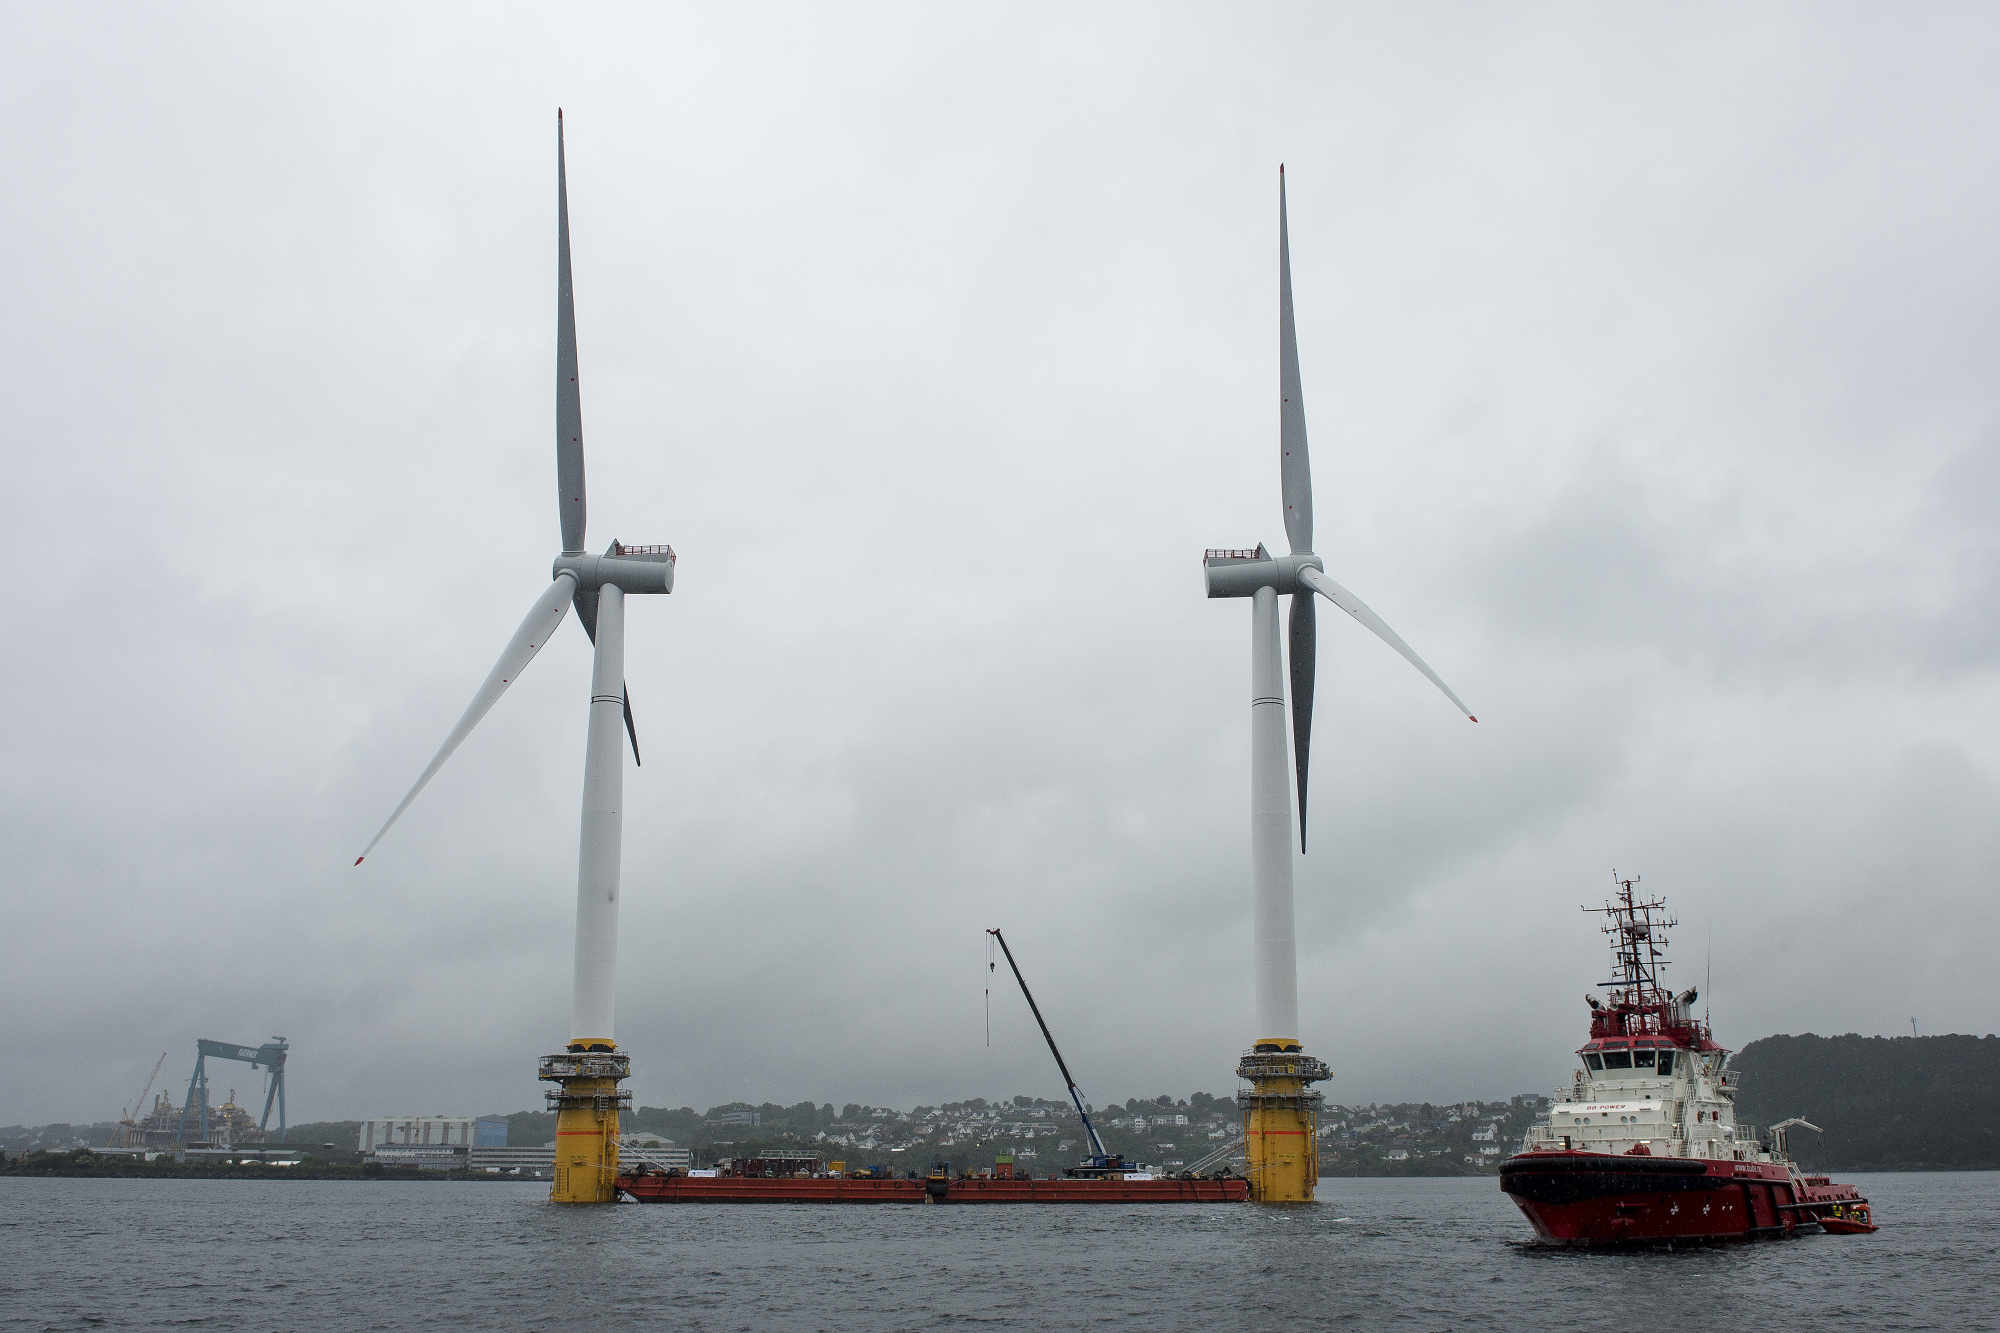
[617,1163,1247,1204]
[618,930,1248,1204]
[1500,875,1871,1246]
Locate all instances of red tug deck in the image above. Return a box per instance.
[1501,875,1874,1246]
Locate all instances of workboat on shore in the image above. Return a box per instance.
[1500,874,1872,1246]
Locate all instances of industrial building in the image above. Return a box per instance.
[352,1116,691,1178]
[358,1116,476,1154]
[372,1143,471,1170]
[470,1144,556,1175]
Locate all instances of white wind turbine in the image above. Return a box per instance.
[355,112,672,1053]
[1202,167,1475,1049]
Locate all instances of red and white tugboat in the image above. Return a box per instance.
[1500,874,1872,1246]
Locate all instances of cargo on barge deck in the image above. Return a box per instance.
[615,1173,1248,1204]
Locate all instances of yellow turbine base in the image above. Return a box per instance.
[1240,1037,1321,1203]
[544,1038,627,1205]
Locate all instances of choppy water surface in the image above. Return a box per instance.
[3,1172,1992,1331]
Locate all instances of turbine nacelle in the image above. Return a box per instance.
[1202,544,1324,599]
[552,544,676,595]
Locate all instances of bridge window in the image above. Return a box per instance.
[1632,1050,1655,1069]
[1601,1052,1633,1070]
[1657,1052,1675,1075]
[1584,1054,1604,1070]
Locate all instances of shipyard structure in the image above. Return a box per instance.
[97,1037,292,1162]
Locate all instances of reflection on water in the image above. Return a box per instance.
[2,1172,1992,1330]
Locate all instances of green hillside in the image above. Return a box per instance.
[1730,1033,2000,1171]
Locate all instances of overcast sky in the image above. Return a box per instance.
[4,3,1996,1128]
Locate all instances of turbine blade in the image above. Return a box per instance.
[355,574,577,864]
[556,110,587,554]
[1289,590,1315,852]
[1299,565,1476,722]
[1279,166,1313,556]
[622,682,641,766]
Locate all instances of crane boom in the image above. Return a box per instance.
[986,928,1109,1163]
[117,1052,168,1148]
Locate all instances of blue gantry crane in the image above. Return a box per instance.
[176,1037,288,1144]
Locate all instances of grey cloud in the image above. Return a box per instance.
[3,3,1996,1124]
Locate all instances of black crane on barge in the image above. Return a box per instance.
[986,928,1133,1178]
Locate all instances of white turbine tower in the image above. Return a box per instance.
[355,112,671,1204]
[1202,167,1474,1202]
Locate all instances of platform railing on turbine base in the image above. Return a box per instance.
[539,1049,632,1204]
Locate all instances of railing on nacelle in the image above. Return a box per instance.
[608,542,675,562]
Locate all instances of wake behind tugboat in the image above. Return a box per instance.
[1500,874,1872,1246]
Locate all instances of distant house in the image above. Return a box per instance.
[1471,1126,1498,1143]
[1385,1148,1410,1161]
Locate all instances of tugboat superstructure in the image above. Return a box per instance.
[1500,875,1872,1246]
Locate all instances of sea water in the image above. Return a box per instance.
[3,1172,1993,1330]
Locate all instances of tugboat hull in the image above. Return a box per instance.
[1500,1152,1867,1246]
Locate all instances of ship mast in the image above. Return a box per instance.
[1583,872,1711,1047]
[1596,872,1672,1008]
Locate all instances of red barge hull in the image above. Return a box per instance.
[1500,1151,1866,1246]
[615,1174,1248,1204]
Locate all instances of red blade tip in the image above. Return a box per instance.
[354,856,364,865]
[1469,716,1478,723]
